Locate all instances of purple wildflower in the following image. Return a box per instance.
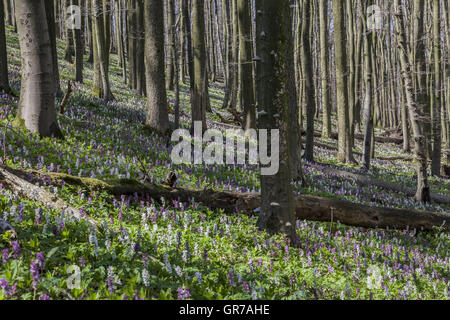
[177,287,191,300]
[39,294,51,300]
[0,279,16,298]
[36,252,45,270]
[30,259,40,290]
[11,241,20,258]
[2,248,9,264]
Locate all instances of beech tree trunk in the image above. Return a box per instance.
[0,0,11,93]
[14,0,62,138]
[191,0,209,131]
[92,0,111,101]
[237,0,256,131]
[394,0,431,203]
[255,0,296,241]
[144,0,170,134]
[333,0,353,163]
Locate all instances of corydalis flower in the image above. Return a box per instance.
[1,248,9,264]
[36,252,45,271]
[11,241,20,258]
[177,287,191,300]
[0,279,17,298]
[30,259,40,290]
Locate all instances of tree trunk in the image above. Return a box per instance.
[319,0,330,138]
[362,13,374,171]
[73,0,84,83]
[63,0,75,63]
[165,0,175,91]
[3,0,13,26]
[92,0,111,101]
[44,0,62,97]
[135,0,145,96]
[332,0,353,163]
[127,0,137,90]
[255,0,296,241]
[191,0,209,131]
[394,0,431,203]
[431,0,441,176]
[237,0,256,131]
[0,0,11,93]
[302,0,315,162]
[144,0,170,134]
[288,1,302,181]
[14,0,62,138]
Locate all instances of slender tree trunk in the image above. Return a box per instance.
[114,0,127,84]
[394,0,430,203]
[14,0,62,138]
[431,0,441,176]
[3,0,12,26]
[144,0,170,133]
[362,5,374,171]
[63,0,75,63]
[225,0,238,110]
[333,0,353,163]
[302,0,315,162]
[319,0,331,138]
[182,0,194,92]
[44,0,63,97]
[0,0,11,94]
[127,0,137,90]
[166,0,175,91]
[92,0,111,101]
[288,0,302,181]
[191,0,209,131]
[73,0,84,83]
[238,0,256,131]
[135,0,145,96]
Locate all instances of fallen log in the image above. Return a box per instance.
[0,166,98,227]
[21,169,450,231]
[309,162,450,206]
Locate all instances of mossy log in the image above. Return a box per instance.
[11,167,449,232]
[0,165,98,228]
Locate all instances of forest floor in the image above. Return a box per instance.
[0,26,449,300]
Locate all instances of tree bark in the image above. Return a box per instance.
[394,0,431,203]
[0,0,11,94]
[302,0,315,162]
[332,0,353,163]
[191,0,209,131]
[14,0,62,138]
[431,0,441,176]
[92,0,111,101]
[319,0,331,138]
[238,0,256,131]
[144,0,170,134]
[255,0,296,241]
